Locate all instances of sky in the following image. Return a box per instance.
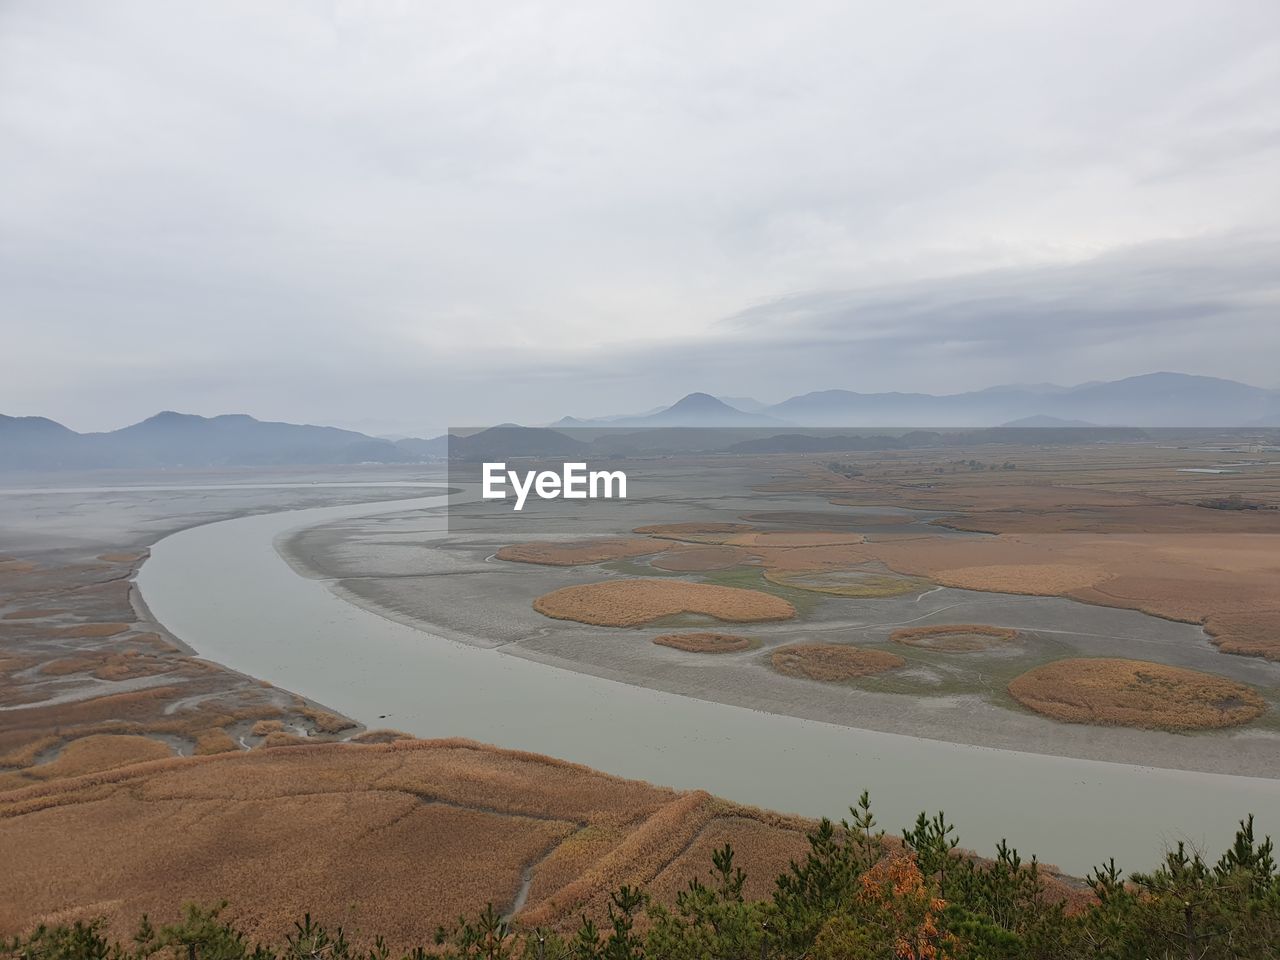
[3,1,1279,435]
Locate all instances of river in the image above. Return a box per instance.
[135,492,1280,875]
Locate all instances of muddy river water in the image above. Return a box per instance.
[136,492,1280,875]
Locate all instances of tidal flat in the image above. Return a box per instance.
[282,458,1280,779]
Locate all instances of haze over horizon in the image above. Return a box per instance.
[4,1,1280,435]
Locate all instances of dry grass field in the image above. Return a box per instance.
[739,510,913,529]
[3,608,63,620]
[652,632,754,653]
[764,566,931,597]
[851,532,1280,660]
[55,622,131,639]
[0,738,816,945]
[891,624,1021,653]
[1007,658,1267,731]
[724,531,865,547]
[770,643,906,681]
[0,550,376,796]
[649,544,749,571]
[0,735,174,791]
[533,579,796,627]
[634,522,755,543]
[752,448,1280,662]
[496,538,665,566]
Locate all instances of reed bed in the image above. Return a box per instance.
[770,643,905,681]
[496,538,665,566]
[891,624,1020,652]
[533,579,795,627]
[1007,658,1266,731]
[652,632,753,653]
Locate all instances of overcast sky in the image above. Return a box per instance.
[3,1,1279,434]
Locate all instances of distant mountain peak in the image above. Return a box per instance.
[1,410,427,469]
[666,392,733,411]
[639,392,783,426]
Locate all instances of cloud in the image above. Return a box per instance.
[723,233,1280,350]
[2,0,1279,430]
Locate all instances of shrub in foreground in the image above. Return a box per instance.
[6,794,1278,960]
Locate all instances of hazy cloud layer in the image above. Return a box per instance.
[2,1,1278,433]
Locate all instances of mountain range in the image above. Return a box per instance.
[560,373,1280,429]
[3,373,1278,470]
[0,411,440,471]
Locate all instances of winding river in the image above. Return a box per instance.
[136,493,1280,875]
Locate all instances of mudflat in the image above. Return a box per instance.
[285,448,1280,777]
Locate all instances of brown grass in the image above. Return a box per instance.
[261,731,312,748]
[652,632,753,653]
[0,733,61,769]
[891,624,1020,652]
[770,643,905,681]
[749,543,872,573]
[251,719,285,736]
[533,579,795,627]
[301,707,356,735]
[847,531,1280,660]
[765,444,1280,660]
[193,730,239,755]
[0,734,175,791]
[1204,610,1280,659]
[0,655,39,678]
[38,655,101,677]
[496,539,665,566]
[1007,658,1267,731]
[739,511,911,529]
[55,623,130,639]
[765,567,930,598]
[28,735,172,779]
[935,563,1110,595]
[0,739,817,944]
[2,685,185,729]
[350,729,414,744]
[647,810,813,905]
[32,651,178,682]
[97,553,145,564]
[2,609,63,620]
[650,545,749,571]
[633,522,755,544]
[726,531,865,547]
[92,653,175,681]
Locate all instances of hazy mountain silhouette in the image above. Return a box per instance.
[5,372,1278,470]
[564,392,784,427]
[716,395,769,413]
[762,373,1277,427]
[0,412,417,470]
[1000,415,1097,428]
[447,425,588,461]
